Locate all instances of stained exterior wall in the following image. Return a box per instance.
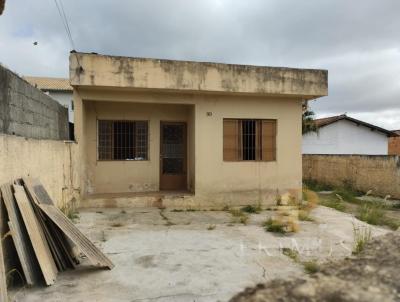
[0,65,69,140]
[83,100,193,194]
[303,154,400,199]
[71,53,327,207]
[303,120,389,155]
[75,89,302,206]
[70,53,328,99]
[389,136,400,155]
[0,134,79,207]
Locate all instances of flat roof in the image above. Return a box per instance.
[70,52,328,99]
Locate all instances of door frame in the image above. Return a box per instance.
[159,121,187,191]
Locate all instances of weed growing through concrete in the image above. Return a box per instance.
[241,204,262,214]
[298,210,314,222]
[281,248,299,262]
[111,222,124,227]
[207,224,216,230]
[171,209,184,212]
[120,210,127,214]
[263,218,286,233]
[303,260,319,274]
[319,195,346,212]
[230,208,249,225]
[60,199,79,222]
[352,224,371,255]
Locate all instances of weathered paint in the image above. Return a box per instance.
[0,134,79,207]
[71,53,328,207]
[70,53,328,99]
[303,154,400,199]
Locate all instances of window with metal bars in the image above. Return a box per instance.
[98,120,148,161]
[223,119,276,161]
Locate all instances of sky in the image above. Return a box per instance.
[1,0,399,130]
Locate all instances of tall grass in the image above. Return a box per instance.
[352,225,371,254]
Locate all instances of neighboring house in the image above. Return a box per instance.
[70,52,327,206]
[24,76,73,123]
[389,130,400,155]
[303,114,397,155]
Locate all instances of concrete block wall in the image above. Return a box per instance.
[303,154,400,199]
[0,64,69,140]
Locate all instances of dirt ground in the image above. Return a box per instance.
[230,231,400,302]
[11,206,389,302]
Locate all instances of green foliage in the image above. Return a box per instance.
[303,260,319,274]
[319,195,346,212]
[352,225,371,255]
[303,179,333,192]
[356,204,385,225]
[263,218,286,233]
[241,204,262,214]
[282,248,299,262]
[302,109,318,135]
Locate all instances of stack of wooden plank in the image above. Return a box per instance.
[0,177,114,300]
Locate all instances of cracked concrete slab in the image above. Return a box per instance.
[12,206,389,302]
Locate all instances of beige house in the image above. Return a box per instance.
[70,52,327,207]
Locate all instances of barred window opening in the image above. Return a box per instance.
[223,119,276,162]
[98,120,148,161]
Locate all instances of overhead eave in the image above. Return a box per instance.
[69,52,328,99]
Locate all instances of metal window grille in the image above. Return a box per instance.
[98,120,148,161]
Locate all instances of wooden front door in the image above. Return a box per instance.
[160,122,187,190]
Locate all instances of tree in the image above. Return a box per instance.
[302,105,318,135]
[0,0,5,15]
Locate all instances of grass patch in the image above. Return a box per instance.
[241,204,262,214]
[303,260,319,274]
[230,208,249,224]
[352,225,371,255]
[356,204,385,225]
[303,179,333,192]
[282,248,299,262]
[263,218,286,233]
[319,195,346,212]
[171,209,184,212]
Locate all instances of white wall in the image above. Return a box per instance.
[302,119,389,155]
[45,91,74,123]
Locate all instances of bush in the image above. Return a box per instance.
[303,260,319,274]
[263,218,286,233]
[241,204,262,214]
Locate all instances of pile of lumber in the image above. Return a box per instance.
[0,177,114,300]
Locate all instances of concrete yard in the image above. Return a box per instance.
[13,206,388,302]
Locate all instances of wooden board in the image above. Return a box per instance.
[13,185,57,285]
[22,178,113,269]
[38,204,114,269]
[0,192,8,302]
[0,229,7,302]
[0,184,39,286]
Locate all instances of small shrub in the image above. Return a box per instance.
[298,210,314,222]
[110,222,124,227]
[263,218,286,233]
[282,248,299,262]
[207,224,216,230]
[241,204,262,214]
[230,208,249,224]
[352,225,371,254]
[303,260,319,274]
